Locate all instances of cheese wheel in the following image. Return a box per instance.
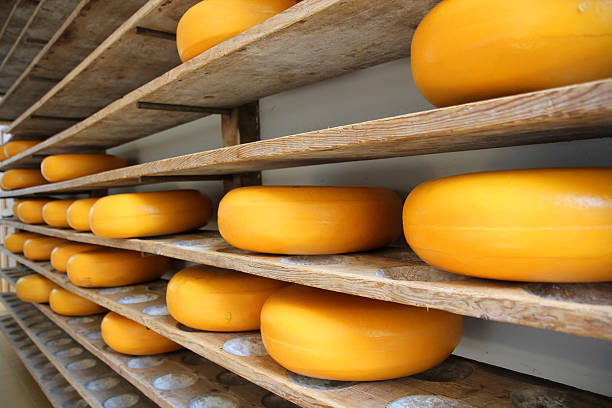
[17,200,53,224]
[261,285,463,381]
[411,0,612,107]
[67,249,170,287]
[90,190,212,238]
[12,199,22,216]
[40,154,127,182]
[4,140,40,157]
[0,147,6,161]
[5,232,43,253]
[218,186,402,254]
[16,275,60,303]
[51,243,102,273]
[49,288,106,316]
[1,169,47,190]
[177,0,298,62]
[167,265,289,331]
[403,168,612,282]
[23,237,69,261]
[66,198,98,231]
[42,200,76,228]
[101,312,182,355]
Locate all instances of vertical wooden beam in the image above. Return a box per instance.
[221,101,262,193]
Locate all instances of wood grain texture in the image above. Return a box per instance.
[0,0,147,122]
[0,0,35,70]
[0,294,155,408]
[1,221,610,341]
[3,265,610,408]
[2,78,611,193]
[3,0,431,156]
[0,313,88,408]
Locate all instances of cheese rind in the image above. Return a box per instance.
[66,198,98,231]
[49,288,107,316]
[5,232,43,253]
[42,200,76,227]
[4,141,40,157]
[41,154,127,182]
[51,243,102,273]
[16,274,60,303]
[1,169,47,190]
[17,200,52,224]
[23,237,69,261]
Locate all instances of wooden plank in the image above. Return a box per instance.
[3,265,611,408]
[0,0,147,121]
[6,0,194,138]
[0,0,36,66]
[0,0,21,46]
[1,223,610,342]
[2,78,611,192]
[0,293,156,408]
[0,313,89,408]
[4,0,431,151]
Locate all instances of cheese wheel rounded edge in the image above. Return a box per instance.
[23,237,69,261]
[49,288,106,316]
[90,190,212,238]
[17,200,52,224]
[16,275,60,303]
[167,265,289,331]
[51,243,102,273]
[403,168,612,282]
[1,169,47,190]
[5,232,43,253]
[42,200,76,227]
[261,285,463,381]
[4,140,40,158]
[410,0,612,107]
[218,186,402,255]
[41,154,127,182]
[67,198,99,231]
[101,312,182,355]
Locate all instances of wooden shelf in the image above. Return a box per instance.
[1,220,611,341]
[3,265,611,408]
[0,0,147,124]
[1,78,610,188]
[0,293,155,408]
[0,313,89,408]
[0,0,39,77]
[0,0,435,168]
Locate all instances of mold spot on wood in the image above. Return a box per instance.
[387,395,471,408]
[97,286,133,295]
[510,388,579,408]
[86,376,120,391]
[127,356,164,369]
[67,316,96,324]
[55,347,83,358]
[66,358,96,370]
[376,265,468,281]
[412,358,474,382]
[261,393,300,408]
[103,393,140,408]
[117,293,159,304]
[152,372,198,390]
[287,372,356,390]
[524,283,612,306]
[279,255,345,266]
[222,334,268,357]
[176,323,205,333]
[187,393,240,408]
[46,337,72,346]
[142,304,169,316]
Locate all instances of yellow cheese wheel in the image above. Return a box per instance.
[90,190,213,238]
[50,243,102,273]
[23,237,69,261]
[403,168,612,282]
[0,147,6,161]
[12,199,22,216]
[101,312,182,355]
[1,169,47,190]
[40,154,127,182]
[167,265,288,331]
[42,200,76,228]
[5,232,43,253]
[67,249,170,287]
[219,186,402,254]
[16,274,60,303]
[49,288,106,316]
[4,140,40,157]
[176,0,298,62]
[66,198,98,231]
[16,200,52,224]
[411,0,612,107]
[261,285,463,381]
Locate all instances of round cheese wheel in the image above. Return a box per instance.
[51,243,102,273]
[49,288,106,316]
[0,147,6,161]
[67,249,170,287]
[4,140,40,158]
[403,168,612,282]
[261,285,463,381]
[16,274,60,303]
[23,237,69,261]
[90,190,212,238]
[5,232,43,253]
[176,0,298,62]
[40,154,127,182]
[12,199,22,216]
[411,0,612,107]
[167,265,288,331]
[218,186,402,254]
[66,198,98,231]
[101,312,182,355]
[16,200,52,224]
[42,200,76,228]
[1,169,47,190]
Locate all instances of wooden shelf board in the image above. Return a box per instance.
[1,220,610,342]
[1,78,610,188]
[0,0,147,122]
[0,293,155,408]
[3,264,611,408]
[1,0,433,164]
[0,0,37,73]
[0,313,88,408]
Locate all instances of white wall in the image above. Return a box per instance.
[109,58,612,396]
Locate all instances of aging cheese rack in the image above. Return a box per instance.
[0,0,610,407]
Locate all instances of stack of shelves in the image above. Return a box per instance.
[0,0,610,407]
